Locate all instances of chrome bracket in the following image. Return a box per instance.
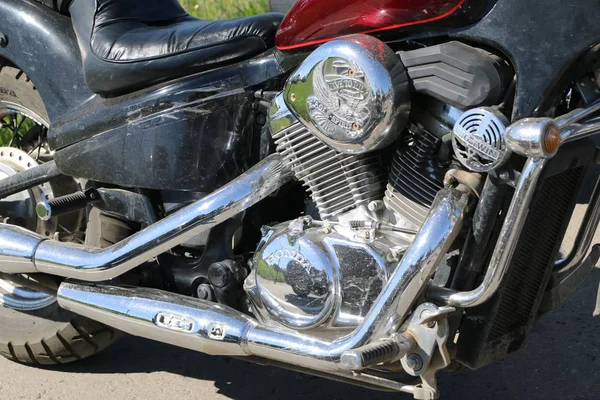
[400,303,454,400]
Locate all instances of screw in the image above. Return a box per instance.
[367,201,382,212]
[406,354,423,371]
[499,171,510,181]
[420,310,437,328]
[255,113,266,126]
[443,174,457,187]
[0,34,6,48]
[196,283,214,301]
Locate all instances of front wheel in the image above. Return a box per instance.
[0,64,121,365]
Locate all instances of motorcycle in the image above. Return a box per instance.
[0,0,599,398]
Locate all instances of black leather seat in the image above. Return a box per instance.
[70,0,283,96]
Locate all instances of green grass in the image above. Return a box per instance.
[179,0,268,20]
[0,113,36,148]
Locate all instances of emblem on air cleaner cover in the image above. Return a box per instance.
[308,58,371,140]
[452,107,511,172]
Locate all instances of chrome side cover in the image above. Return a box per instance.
[284,34,411,154]
[245,220,389,333]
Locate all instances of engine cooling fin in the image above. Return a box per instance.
[384,126,448,229]
[271,119,386,220]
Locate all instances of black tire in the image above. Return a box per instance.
[269,0,296,14]
[0,64,123,365]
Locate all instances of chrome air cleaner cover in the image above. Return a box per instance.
[245,219,389,334]
[284,34,410,154]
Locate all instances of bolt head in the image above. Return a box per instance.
[260,225,271,236]
[208,263,232,288]
[420,309,437,328]
[367,201,382,212]
[406,354,423,371]
[196,283,214,301]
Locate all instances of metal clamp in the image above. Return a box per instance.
[400,303,453,377]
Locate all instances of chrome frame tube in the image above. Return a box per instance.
[561,120,600,144]
[431,100,600,308]
[433,158,547,307]
[554,178,600,272]
[0,154,292,281]
[58,185,470,374]
[556,97,600,129]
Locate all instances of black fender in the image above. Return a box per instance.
[0,0,93,124]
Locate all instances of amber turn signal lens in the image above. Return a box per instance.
[542,125,562,155]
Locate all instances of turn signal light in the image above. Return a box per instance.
[542,125,562,155]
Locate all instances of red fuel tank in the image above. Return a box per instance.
[276,0,468,50]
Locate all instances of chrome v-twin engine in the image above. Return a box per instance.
[245,35,415,336]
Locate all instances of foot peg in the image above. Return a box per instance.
[36,188,100,220]
[340,333,416,370]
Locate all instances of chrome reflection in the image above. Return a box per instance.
[58,184,470,375]
[245,219,389,333]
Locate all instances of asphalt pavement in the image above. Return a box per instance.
[1,267,600,400]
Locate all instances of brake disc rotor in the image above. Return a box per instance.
[0,146,57,310]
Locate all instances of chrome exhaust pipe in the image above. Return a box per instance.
[57,185,470,373]
[0,154,291,281]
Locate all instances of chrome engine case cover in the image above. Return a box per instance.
[283,34,410,154]
[245,219,391,335]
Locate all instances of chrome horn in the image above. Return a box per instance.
[0,154,292,280]
[57,185,470,378]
